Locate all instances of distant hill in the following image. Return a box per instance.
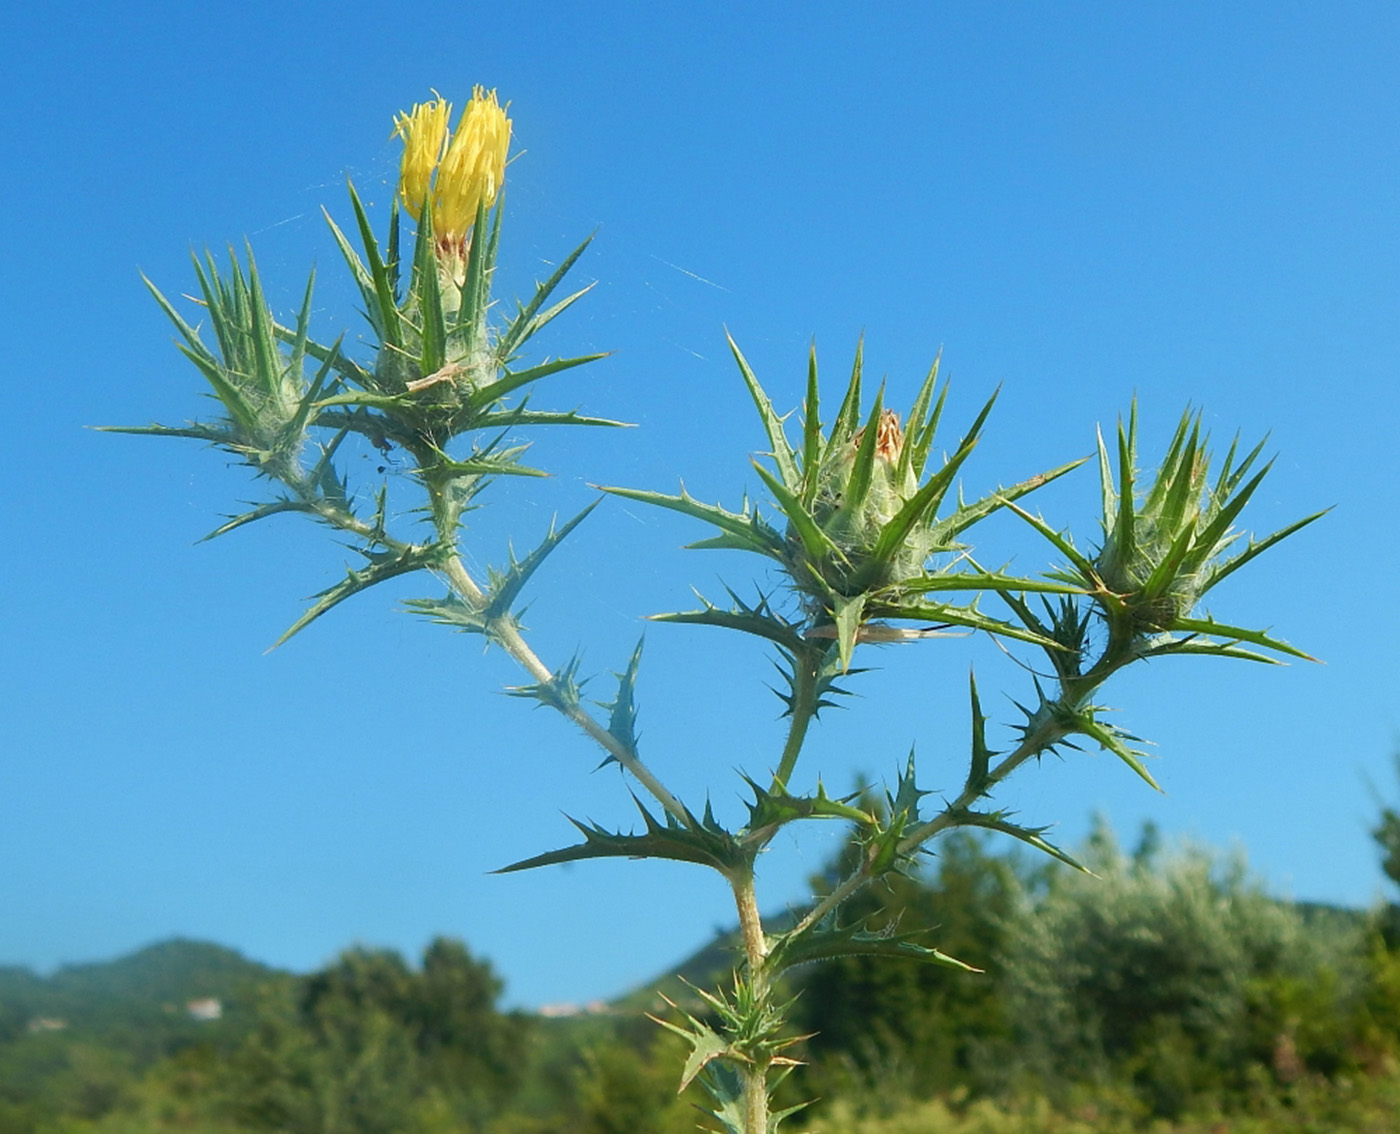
[0,939,290,1051]
[42,938,279,1006]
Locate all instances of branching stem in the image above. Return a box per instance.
[791,714,1068,941]
[436,554,695,829]
[771,648,822,791]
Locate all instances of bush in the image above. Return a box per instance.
[997,822,1365,1118]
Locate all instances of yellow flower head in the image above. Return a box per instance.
[393,96,451,221]
[434,87,511,237]
[392,88,511,242]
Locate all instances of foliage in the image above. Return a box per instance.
[10,840,1400,1133]
[789,831,1026,1106]
[0,940,280,1134]
[1369,750,1400,898]
[813,1064,1400,1134]
[219,939,527,1133]
[996,822,1366,1119]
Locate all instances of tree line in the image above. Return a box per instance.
[6,807,1400,1133]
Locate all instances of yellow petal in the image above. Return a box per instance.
[433,86,512,239]
[393,96,451,220]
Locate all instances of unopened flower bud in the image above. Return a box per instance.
[804,409,927,595]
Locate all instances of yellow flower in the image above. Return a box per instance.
[392,88,511,241]
[393,96,451,221]
[434,87,511,239]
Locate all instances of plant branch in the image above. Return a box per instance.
[730,866,771,1134]
[437,555,695,829]
[770,648,822,792]
[789,714,1068,941]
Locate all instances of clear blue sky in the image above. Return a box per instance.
[4,1,1398,1009]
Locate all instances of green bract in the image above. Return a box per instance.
[108,180,620,646]
[606,336,1086,671]
[1001,404,1325,673]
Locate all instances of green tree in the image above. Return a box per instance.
[998,824,1363,1118]
[791,831,1027,1109]
[223,939,528,1134]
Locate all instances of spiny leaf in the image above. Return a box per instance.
[648,1000,731,1092]
[750,461,844,567]
[600,637,645,759]
[601,484,786,559]
[96,421,234,444]
[995,497,1100,582]
[964,671,995,797]
[1156,614,1316,662]
[466,353,610,414]
[767,914,980,975]
[799,342,823,504]
[698,1064,747,1134]
[728,332,801,491]
[902,353,947,481]
[498,234,595,360]
[472,406,630,430]
[869,433,979,563]
[648,590,808,653]
[889,748,931,824]
[412,201,448,374]
[323,200,398,349]
[484,502,600,620]
[1110,409,1138,568]
[457,197,493,341]
[897,569,1085,598]
[865,596,1063,650]
[495,796,744,875]
[273,322,375,389]
[741,776,872,841]
[403,593,490,637]
[1205,508,1329,593]
[954,809,1091,873]
[504,653,586,713]
[272,541,444,648]
[200,498,315,541]
[825,337,865,458]
[842,383,887,521]
[830,592,867,674]
[345,181,401,346]
[928,455,1089,545]
[1074,712,1160,791]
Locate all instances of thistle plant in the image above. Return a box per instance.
[113,90,1322,1134]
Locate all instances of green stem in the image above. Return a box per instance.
[790,714,1068,941]
[731,867,770,1134]
[770,646,823,791]
[744,1065,769,1134]
[290,472,413,551]
[289,452,695,830]
[732,867,769,980]
[438,555,695,829]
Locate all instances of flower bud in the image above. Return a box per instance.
[806,409,925,595]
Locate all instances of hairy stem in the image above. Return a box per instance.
[744,1065,769,1134]
[437,555,695,828]
[791,714,1068,940]
[770,647,823,791]
[731,867,770,1134]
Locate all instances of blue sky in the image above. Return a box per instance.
[4,1,1398,1008]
